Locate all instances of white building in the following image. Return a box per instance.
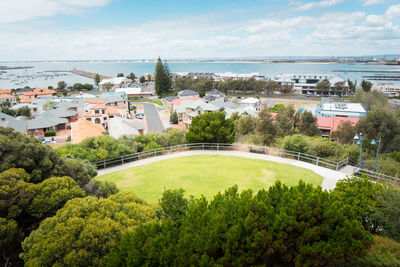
[274,73,349,95]
[115,87,153,99]
[214,72,264,81]
[372,82,400,97]
[240,97,261,108]
[99,77,132,91]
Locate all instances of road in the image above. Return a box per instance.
[142,103,165,133]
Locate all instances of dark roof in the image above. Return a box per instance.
[164,96,179,102]
[206,89,225,97]
[177,90,199,97]
[203,95,216,101]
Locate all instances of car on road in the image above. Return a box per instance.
[135,113,145,119]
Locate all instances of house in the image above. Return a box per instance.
[317,117,360,137]
[98,77,132,91]
[213,72,264,81]
[173,100,218,130]
[83,99,128,127]
[0,89,12,95]
[108,117,145,138]
[18,88,57,101]
[11,103,40,116]
[0,112,26,134]
[71,119,105,144]
[53,99,85,116]
[205,89,226,102]
[240,97,261,108]
[177,90,199,99]
[26,114,69,137]
[0,94,17,106]
[115,87,153,99]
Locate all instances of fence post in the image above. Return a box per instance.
[121,156,124,164]
[217,143,219,150]
[265,148,267,155]
[336,161,339,171]
[316,157,319,166]
[297,152,300,161]
[185,144,188,151]
[103,160,106,169]
[154,150,157,157]
[346,157,349,166]
[202,143,204,150]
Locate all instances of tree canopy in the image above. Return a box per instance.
[155,57,172,97]
[186,111,235,143]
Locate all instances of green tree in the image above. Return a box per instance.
[16,106,31,117]
[361,80,373,92]
[94,74,101,85]
[274,105,300,137]
[316,79,331,95]
[186,111,235,144]
[21,192,157,266]
[170,111,178,124]
[139,76,146,83]
[0,107,15,116]
[281,134,309,153]
[83,180,119,198]
[159,189,189,222]
[256,107,277,145]
[127,72,136,81]
[154,57,172,97]
[57,81,67,90]
[108,183,372,266]
[299,110,320,136]
[117,73,124,77]
[333,81,346,96]
[235,115,257,137]
[332,120,357,144]
[351,90,388,110]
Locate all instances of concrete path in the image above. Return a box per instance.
[142,103,164,133]
[97,150,349,191]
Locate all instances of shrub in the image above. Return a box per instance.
[281,134,308,153]
[44,130,56,137]
[358,235,400,266]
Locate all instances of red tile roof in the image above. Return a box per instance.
[317,117,360,132]
[91,104,109,109]
[0,89,11,94]
[0,94,15,99]
[171,97,202,106]
[85,99,107,104]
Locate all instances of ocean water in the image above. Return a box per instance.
[0,61,399,89]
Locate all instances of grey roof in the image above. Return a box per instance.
[42,108,77,118]
[108,117,144,138]
[177,90,199,97]
[164,96,179,102]
[11,103,36,110]
[0,112,26,134]
[203,95,216,101]
[211,101,240,109]
[27,116,68,130]
[53,100,84,109]
[206,89,225,97]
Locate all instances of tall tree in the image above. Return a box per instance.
[155,57,172,97]
[316,79,331,95]
[127,72,136,81]
[361,80,372,92]
[332,120,356,144]
[256,108,277,145]
[57,81,66,90]
[117,73,124,77]
[139,76,146,84]
[299,111,320,136]
[333,81,346,96]
[94,74,101,85]
[274,105,300,137]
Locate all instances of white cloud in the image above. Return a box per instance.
[0,0,113,24]
[297,0,346,11]
[386,4,400,19]
[361,0,385,6]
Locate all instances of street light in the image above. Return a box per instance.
[371,138,382,172]
[353,133,363,169]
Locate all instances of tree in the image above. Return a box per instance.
[299,110,320,136]
[159,189,189,222]
[94,74,101,85]
[108,183,372,266]
[0,107,15,116]
[154,57,172,97]
[235,115,257,137]
[57,81,67,90]
[170,111,178,124]
[281,134,309,153]
[331,120,356,144]
[351,90,388,110]
[355,108,400,152]
[274,105,300,137]
[117,73,124,77]
[21,192,157,266]
[103,82,114,91]
[16,106,31,117]
[348,79,356,93]
[83,180,119,198]
[127,72,136,81]
[315,79,331,95]
[139,76,146,84]
[333,81,346,96]
[1,100,11,107]
[256,107,277,145]
[361,80,372,92]
[186,111,235,144]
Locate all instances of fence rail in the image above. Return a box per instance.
[93,143,400,185]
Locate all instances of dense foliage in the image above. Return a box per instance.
[58,129,187,162]
[186,111,235,143]
[107,182,372,266]
[155,57,173,97]
[21,192,157,266]
[0,127,96,184]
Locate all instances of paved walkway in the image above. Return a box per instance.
[97,150,349,191]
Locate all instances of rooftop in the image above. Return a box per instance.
[71,119,104,144]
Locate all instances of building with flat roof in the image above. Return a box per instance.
[372,82,400,97]
[302,98,367,118]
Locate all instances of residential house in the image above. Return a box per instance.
[0,94,17,106]
[204,89,226,102]
[0,89,12,95]
[98,77,132,91]
[71,119,105,144]
[240,97,261,108]
[177,90,199,99]
[317,117,360,137]
[304,98,367,118]
[11,103,39,116]
[108,117,145,138]
[18,88,57,102]
[0,112,26,134]
[115,87,153,99]
[26,114,69,137]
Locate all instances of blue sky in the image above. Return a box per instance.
[0,0,399,60]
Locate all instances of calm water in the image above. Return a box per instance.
[1,61,399,89]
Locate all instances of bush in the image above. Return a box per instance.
[170,111,178,124]
[281,134,308,153]
[44,130,56,137]
[358,235,400,266]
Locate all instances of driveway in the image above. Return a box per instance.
[142,102,165,133]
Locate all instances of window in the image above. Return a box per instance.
[86,118,91,121]
[95,110,99,114]
[95,118,101,124]
[104,117,107,120]
[102,110,105,114]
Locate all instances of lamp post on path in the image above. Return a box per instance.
[371,137,382,172]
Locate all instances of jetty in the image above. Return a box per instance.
[70,69,112,80]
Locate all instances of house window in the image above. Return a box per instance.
[95,110,99,114]
[104,117,107,121]
[95,118,101,124]
[102,110,105,114]
[86,118,91,121]
[109,116,114,118]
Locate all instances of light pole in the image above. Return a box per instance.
[353,133,363,169]
[371,138,382,172]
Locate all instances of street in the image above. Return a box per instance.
[142,102,165,133]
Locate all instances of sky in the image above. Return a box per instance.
[0,0,399,60]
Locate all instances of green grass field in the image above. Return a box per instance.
[96,155,323,203]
